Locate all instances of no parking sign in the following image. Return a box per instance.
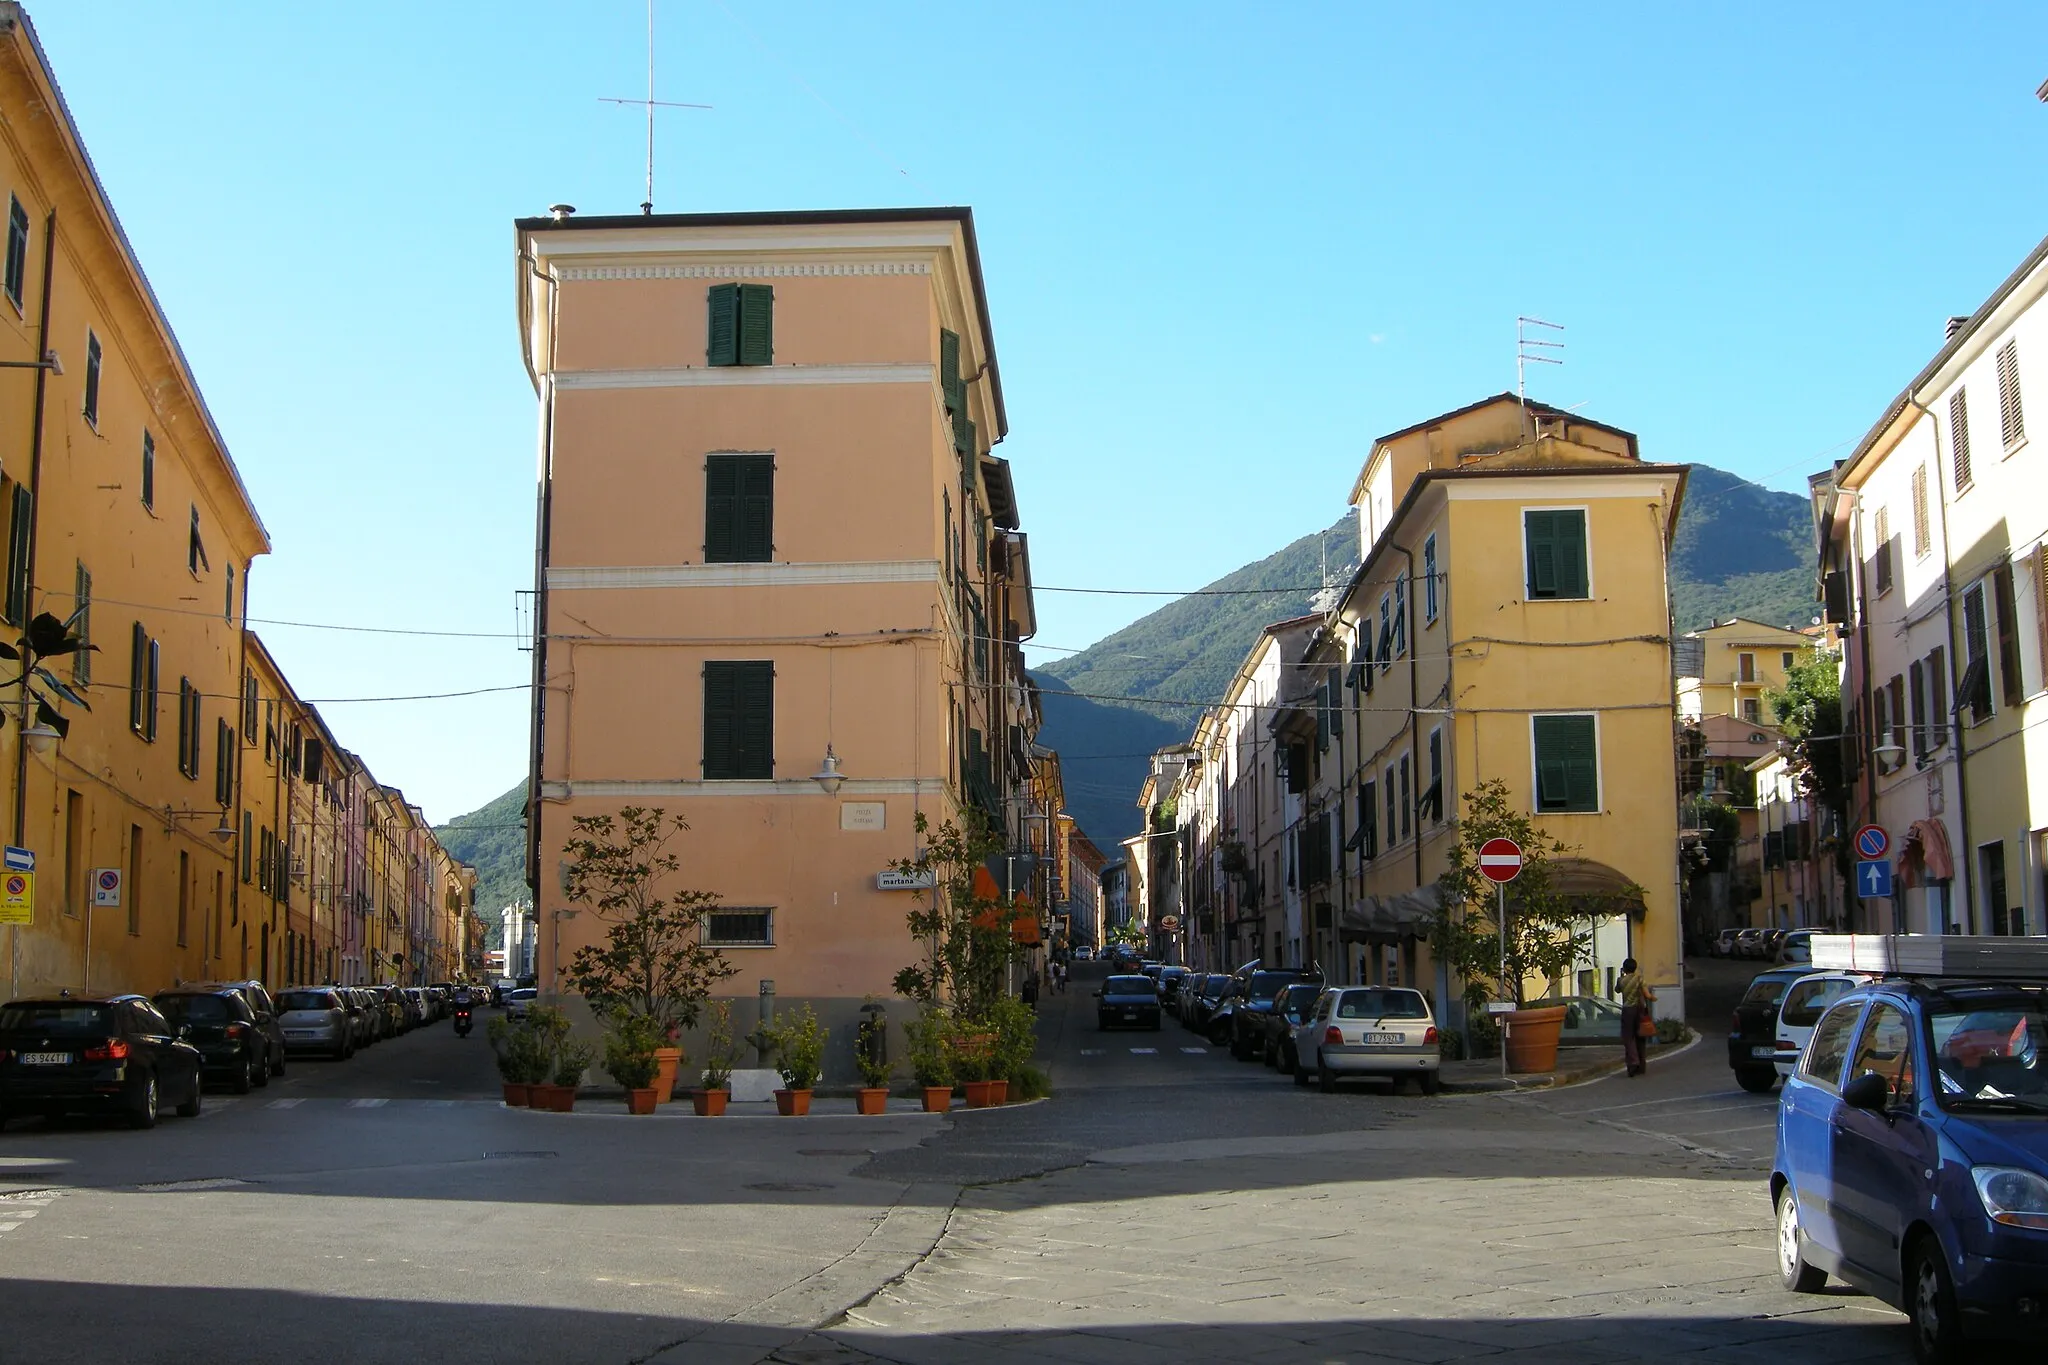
[92,867,122,908]
[0,869,32,925]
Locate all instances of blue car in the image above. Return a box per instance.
[1771,978,2048,1363]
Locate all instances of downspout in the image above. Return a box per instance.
[1904,390,1974,932]
[11,209,55,849]
[1394,542,1425,963]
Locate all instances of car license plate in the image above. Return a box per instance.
[1122,1011,1137,1019]
[1362,1032,1403,1046]
[286,1030,315,1039]
[1751,1046,1777,1059]
[20,1051,70,1065]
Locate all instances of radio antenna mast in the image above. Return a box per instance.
[600,0,712,214]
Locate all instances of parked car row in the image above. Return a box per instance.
[0,980,483,1131]
[1711,926,1818,964]
[1099,957,1443,1094]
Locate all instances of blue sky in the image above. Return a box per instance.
[35,1,2048,822]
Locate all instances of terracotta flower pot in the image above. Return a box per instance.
[693,1087,729,1117]
[921,1086,952,1113]
[990,1079,1010,1105]
[651,1047,682,1104]
[501,1082,531,1107]
[963,1079,997,1109]
[774,1088,812,1117]
[1504,1005,1569,1075]
[625,1087,658,1115]
[855,1087,889,1115]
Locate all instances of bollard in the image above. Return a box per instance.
[755,978,776,1067]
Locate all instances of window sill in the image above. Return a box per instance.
[2002,436,2028,462]
[1523,594,1593,604]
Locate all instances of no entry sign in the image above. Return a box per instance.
[1478,837,1523,884]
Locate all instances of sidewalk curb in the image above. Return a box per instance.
[1440,1034,1700,1095]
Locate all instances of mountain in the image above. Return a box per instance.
[435,780,529,935]
[1034,466,1815,849]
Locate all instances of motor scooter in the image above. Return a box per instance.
[453,1006,473,1038]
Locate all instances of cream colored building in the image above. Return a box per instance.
[1676,618,1813,724]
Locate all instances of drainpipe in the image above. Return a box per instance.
[523,252,557,940]
[1903,391,1974,932]
[1846,492,1882,932]
[10,209,55,851]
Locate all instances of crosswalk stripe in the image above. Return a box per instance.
[1129,1047,1157,1055]
[266,1098,303,1109]
[1078,1049,1103,1056]
[1181,1047,1208,1054]
[345,1098,387,1108]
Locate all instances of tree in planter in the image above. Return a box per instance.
[699,1000,740,1092]
[561,807,738,1040]
[603,1012,664,1091]
[1426,779,1629,1011]
[889,811,1029,1019]
[905,1007,953,1090]
[767,1003,826,1092]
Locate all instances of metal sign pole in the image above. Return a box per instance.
[1498,880,1509,1081]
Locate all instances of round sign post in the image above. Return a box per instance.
[1476,838,1524,1079]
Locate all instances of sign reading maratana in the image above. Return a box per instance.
[875,869,937,891]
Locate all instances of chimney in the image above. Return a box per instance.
[1946,315,1970,340]
[548,203,576,221]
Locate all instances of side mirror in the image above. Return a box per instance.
[1842,1071,1890,1113]
[176,1024,191,1040]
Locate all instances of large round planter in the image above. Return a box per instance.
[693,1087,729,1117]
[774,1088,812,1117]
[855,1087,889,1116]
[651,1047,683,1104]
[625,1087,658,1115]
[963,1079,998,1109]
[1504,1005,1568,1075]
[921,1086,952,1114]
[990,1079,1010,1105]
[501,1082,531,1108]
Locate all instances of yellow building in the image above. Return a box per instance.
[1286,394,1688,1019]
[1676,618,1813,724]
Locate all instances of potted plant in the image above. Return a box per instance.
[604,1013,664,1115]
[854,1008,892,1115]
[690,1000,738,1116]
[951,1025,997,1109]
[986,996,1039,1106]
[560,808,739,1103]
[768,1003,825,1116]
[907,1007,953,1113]
[488,1014,539,1106]
[518,1004,573,1108]
[544,1038,596,1112]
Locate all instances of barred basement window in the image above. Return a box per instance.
[704,909,772,946]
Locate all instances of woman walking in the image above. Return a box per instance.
[1617,957,1656,1078]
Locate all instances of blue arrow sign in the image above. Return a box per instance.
[1857,859,1893,899]
[3,845,32,872]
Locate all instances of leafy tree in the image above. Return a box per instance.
[890,811,1027,1018]
[1105,921,1145,948]
[560,807,736,1038]
[1764,647,1853,906]
[1425,779,1626,1009]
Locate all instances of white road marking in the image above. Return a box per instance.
[1078,1049,1103,1056]
[1181,1047,1209,1054]
[266,1098,303,1109]
[345,1098,388,1108]
[1130,1048,1158,1055]
[0,1223,17,1233]
[196,1099,239,1118]
[1572,1091,1751,1115]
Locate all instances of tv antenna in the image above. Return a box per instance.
[600,0,712,215]
[1516,315,1564,406]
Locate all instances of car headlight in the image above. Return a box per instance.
[1971,1166,2048,1230]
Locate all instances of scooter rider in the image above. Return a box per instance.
[450,984,475,1036]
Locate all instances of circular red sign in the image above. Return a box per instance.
[1478,837,1523,883]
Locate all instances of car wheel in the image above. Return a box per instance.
[175,1075,203,1119]
[231,1053,253,1094]
[1775,1186,1827,1293]
[253,1053,271,1088]
[270,1049,286,1078]
[128,1073,159,1130]
[1419,1070,1441,1096]
[1906,1236,1964,1365]
[1293,1056,1310,1086]
[1209,1024,1230,1048]
[1317,1052,1335,1093]
[1280,1040,1297,1073]
[1736,1068,1777,1094]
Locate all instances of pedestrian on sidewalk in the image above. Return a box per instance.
[1021,972,1040,1009]
[1617,957,1656,1077]
[1054,960,1066,994]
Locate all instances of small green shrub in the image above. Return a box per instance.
[554,1038,597,1089]
[855,1010,893,1089]
[768,1004,826,1091]
[982,995,1039,1084]
[906,1008,952,1088]
[603,1013,666,1090]
[1006,1064,1051,1101]
[1654,1018,1693,1046]
[701,1000,740,1091]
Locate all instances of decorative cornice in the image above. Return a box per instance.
[557,261,930,281]
[550,363,934,392]
[539,778,938,800]
[548,559,943,591]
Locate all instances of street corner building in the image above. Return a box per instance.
[1162,394,1690,1020]
[513,206,1043,1069]
[0,4,480,999]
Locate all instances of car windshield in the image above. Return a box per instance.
[277,991,337,1012]
[509,990,536,1001]
[1245,972,1303,1003]
[1104,976,1156,996]
[1337,990,1429,1020]
[1201,976,1229,999]
[1782,978,1855,1028]
[1932,1003,2048,1103]
[156,995,233,1022]
[1277,985,1321,1017]
[1740,976,1794,1010]
[0,1003,110,1034]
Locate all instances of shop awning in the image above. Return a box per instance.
[1548,857,1650,920]
[1898,819,1955,888]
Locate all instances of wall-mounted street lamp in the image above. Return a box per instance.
[165,805,236,842]
[811,745,845,794]
[18,719,60,755]
[0,351,61,374]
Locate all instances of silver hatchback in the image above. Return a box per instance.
[1294,986,1441,1094]
[275,987,353,1060]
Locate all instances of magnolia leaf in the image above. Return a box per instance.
[31,695,69,739]
[0,641,17,661]
[31,668,91,711]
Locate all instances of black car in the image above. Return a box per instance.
[1182,973,1231,1031]
[0,994,204,1129]
[1260,981,1325,1070]
[1229,969,1322,1058]
[184,979,286,1080]
[155,988,270,1093]
[1096,975,1162,1031]
[1728,967,1810,1093]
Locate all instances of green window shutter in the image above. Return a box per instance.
[706,283,740,366]
[129,621,147,732]
[242,812,254,883]
[4,483,30,625]
[1526,511,1559,598]
[1526,510,1588,599]
[1327,667,1344,738]
[704,661,773,779]
[940,329,962,412]
[737,284,773,366]
[1315,684,1329,751]
[704,456,738,561]
[1532,714,1598,813]
[738,454,773,561]
[703,664,735,776]
[705,454,773,563]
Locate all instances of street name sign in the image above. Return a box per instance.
[1478,838,1523,884]
[875,869,937,891]
[1854,824,1890,861]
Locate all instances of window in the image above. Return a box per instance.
[1872,684,1892,771]
[128,623,149,733]
[145,638,160,742]
[1422,533,1438,623]
[1384,765,1397,846]
[1961,581,1993,723]
[1397,754,1411,841]
[83,330,101,426]
[1782,651,1796,672]
[1872,507,1892,595]
[1377,594,1392,672]
[1424,727,1443,823]
[3,195,25,308]
[1997,339,2025,451]
[3,481,29,625]
[188,506,208,576]
[704,452,773,563]
[176,678,201,778]
[704,909,773,946]
[1532,713,1599,813]
[1992,561,2023,708]
[214,718,235,807]
[1981,840,2015,935]
[242,674,258,738]
[1797,1001,1862,1091]
[1927,645,1948,751]
[1889,674,1906,763]
[1950,388,1973,490]
[1393,579,1407,658]
[1738,652,1756,683]
[71,562,89,685]
[225,564,234,622]
[706,282,773,367]
[1741,698,1761,724]
[140,431,154,510]
[1326,666,1343,739]
[241,812,253,883]
[1911,463,1930,558]
[1850,1002,1917,1108]
[702,660,774,779]
[1909,660,1927,759]
[1357,779,1378,860]
[1523,508,1589,600]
